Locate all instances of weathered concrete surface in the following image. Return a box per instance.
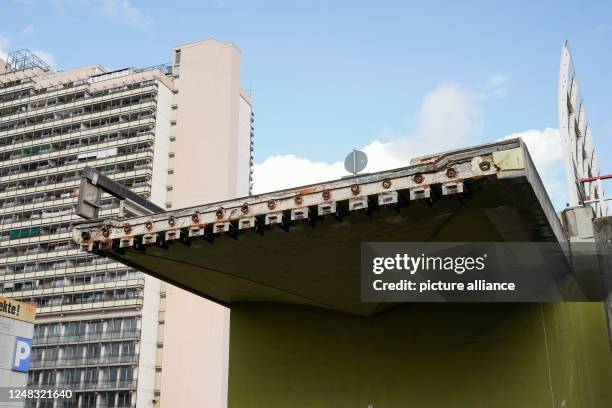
[73,139,566,316]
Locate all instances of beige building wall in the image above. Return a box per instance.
[0,58,10,74]
[158,39,252,408]
[168,39,246,207]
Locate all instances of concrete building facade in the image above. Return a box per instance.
[0,296,36,408]
[0,40,252,408]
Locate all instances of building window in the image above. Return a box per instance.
[174,50,181,64]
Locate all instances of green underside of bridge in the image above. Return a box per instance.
[228,302,612,408]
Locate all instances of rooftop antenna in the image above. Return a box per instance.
[344,148,368,175]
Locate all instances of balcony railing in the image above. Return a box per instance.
[28,379,138,392]
[33,329,141,345]
[29,353,139,369]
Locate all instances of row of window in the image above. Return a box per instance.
[0,221,73,241]
[0,90,87,117]
[0,239,77,258]
[34,325,140,347]
[0,198,119,231]
[0,108,156,148]
[15,287,143,308]
[29,366,135,385]
[0,199,116,227]
[0,222,72,241]
[34,317,139,340]
[0,90,154,122]
[25,391,133,408]
[1,268,141,294]
[0,87,33,104]
[0,142,153,179]
[0,123,153,160]
[30,354,139,369]
[32,342,137,368]
[0,93,155,132]
[0,138,152,177]
[0,74,154,111]
[0,163,151,194]
[0,253,113,275]
[0,203,79,226]
[33,341,136,359]
[0,176,149,210]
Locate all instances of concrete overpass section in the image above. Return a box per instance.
[73,139,612,407]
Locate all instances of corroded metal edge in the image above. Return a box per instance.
[72,138,564,250]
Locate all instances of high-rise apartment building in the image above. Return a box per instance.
[0,40,253,408]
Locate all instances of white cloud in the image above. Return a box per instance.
[21,24,34,37]
[501,128,567,208]
[97,0,154,31]
[253,82,568,210]
[32,50,56,68]
[253,83,482,194]
[478,73,511,99]
[252,155,346,193]
[0,35,10,60]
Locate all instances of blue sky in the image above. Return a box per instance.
[1,0,611,205]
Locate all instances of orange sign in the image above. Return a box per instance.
[0,296,36,324]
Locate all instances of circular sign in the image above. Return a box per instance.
[344,149,368,174]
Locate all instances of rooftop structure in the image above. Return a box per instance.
[6,49,51,72]
[73,138,564,314]
[559,42,609,216]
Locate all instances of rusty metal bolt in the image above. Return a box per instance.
[446,168,457,179]
[267,200,277,210]
[101,225,111,238]
[215,208,225,220]
[191,211,200,223]
[123,224,132,234]
[294,194,304,205]
[81,231,91,241]
[322,189,332,201]
[168,216,176,227]
[241,203,249,214]
[479,161,491,171]
[350,184,361,195]
[145,221,153,230]
[413,174,424,184]
[382,179,392,189]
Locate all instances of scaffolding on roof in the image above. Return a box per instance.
[135,62,172,76]
[6,49,51,72]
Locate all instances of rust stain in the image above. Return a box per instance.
[297,188,317,195]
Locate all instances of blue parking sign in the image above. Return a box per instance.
[12,337,32,373]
